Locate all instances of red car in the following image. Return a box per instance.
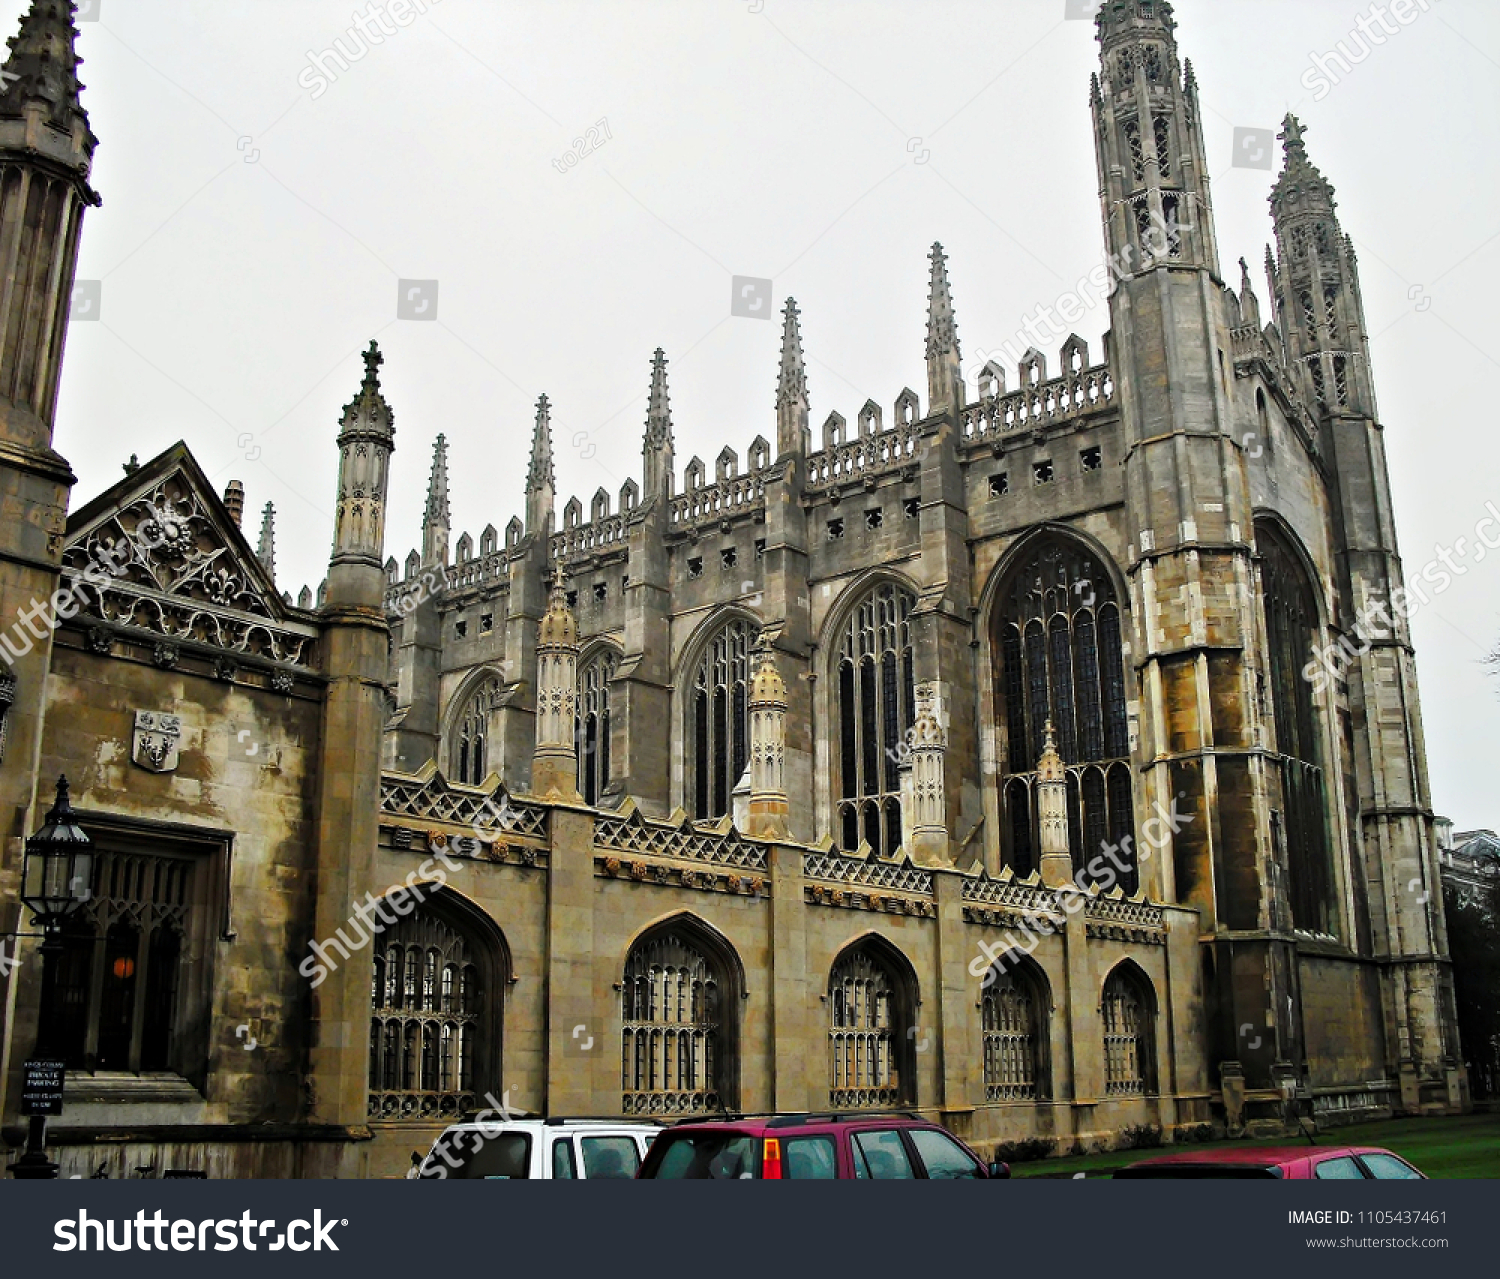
[1115,1145,1425,1179]
[637,1113,1010,1180]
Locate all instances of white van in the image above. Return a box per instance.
[411,1117,664,1180]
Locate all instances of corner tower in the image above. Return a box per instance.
[310,342,396,1142]
[0,2,99,994]
[1093,2,1294,1098]
[1091,0,1218,274]
[1269,117,1457,1112]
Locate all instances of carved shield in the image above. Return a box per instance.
[132,710,182,774]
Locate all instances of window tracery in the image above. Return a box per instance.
[995,541,1134,887]
[835,583,916,857]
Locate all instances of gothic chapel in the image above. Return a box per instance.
[0,0,1462,1178]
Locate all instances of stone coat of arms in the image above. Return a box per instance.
[133,710,182,774]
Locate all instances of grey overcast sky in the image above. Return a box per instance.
[33,0,1500,825]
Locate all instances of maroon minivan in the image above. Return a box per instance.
[637,1113,1009,1180]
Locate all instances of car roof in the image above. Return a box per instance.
[438,1118,662,1133]
[665,1113,934,1133]
[1127,1145,1389,1166]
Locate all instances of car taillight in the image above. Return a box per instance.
[762,1137,782,1180]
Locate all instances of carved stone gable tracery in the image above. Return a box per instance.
[61,454,318,669]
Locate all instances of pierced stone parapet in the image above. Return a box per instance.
[379,768,550,842]
[960,362,1115,443]
[594,808,768,870]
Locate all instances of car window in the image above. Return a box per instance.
[782,1136,838,1180]
[419,1130,531,1180]
[1313,1155,1366,1180]
[1359,1153,1421,1180]
[552,1138,576,1179]
[908,1128,984,1179]
[580,1136,641,1179]
[648,1132,758,1179]
[852,1130,916,1179]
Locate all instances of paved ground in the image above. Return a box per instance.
[1011,1112,1500,1179]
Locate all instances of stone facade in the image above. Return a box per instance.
[0,1,1465,1180]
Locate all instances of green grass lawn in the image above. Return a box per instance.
[1012,1112,1500,1179]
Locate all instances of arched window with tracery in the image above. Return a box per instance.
[451,678,499,785]
[621,927,736,1116]
[691,619,753,820]
[369,900,497,1121]
[1101,964,1156,1096]
[835,583,916,857]
[994,540,1134,888]
[828,942,914,1109]
[1258,522,1336,935]
[576,647,617,805]
[981,961,1050,1101]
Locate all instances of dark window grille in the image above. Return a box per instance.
[692,620,751,820]
[996,542,1134,884]
[1259,523,1336,934]
[53,847,199,1075]
[1152,115,1171,177]
[622,932,724,1117]
[828,947,911,1109]
[835,584,915,857]
[1124,119,1146,183]
[576,649,617,805]
[982,966,1048,1100]
[1102,966,1156,1095]
[369,910,485,1120]
[454,681,498,785]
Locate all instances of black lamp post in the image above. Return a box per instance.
[8,776,92,1180]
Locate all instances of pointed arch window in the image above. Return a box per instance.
[1102,965,1156,1095]
[369,901,497,1121]
[982,963,1050,1101]
[994,540,1134,888]
[1322,285,1339,334]
[835,583,916,858]
[1123,119,1146,184]
[576,648,617,806]
[829,943,914,1109]
[692,619,752,820]
[1152,115,1172,178]
[622,928,736,1116]
[1258,523,1336,935]
[453,679,499,785]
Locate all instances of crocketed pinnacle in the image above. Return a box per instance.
[644,348,672,451]
[538,573,577,650]
[424,433,450,528]
[527,395,555,494]
[1271,113,1336,218]
[749,634,787,710]
[257,502,276,580]
[775,299,807,411]
[926,241,960,361]
[0,0,95,160]
[1036,718,1064,781]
